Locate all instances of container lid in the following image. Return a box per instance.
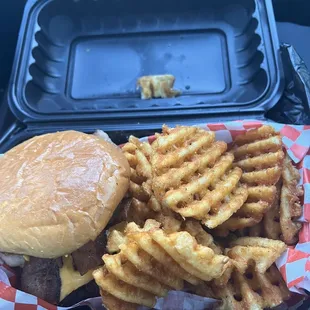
[8,0,284,125]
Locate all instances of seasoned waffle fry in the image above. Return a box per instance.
[280,155,303,244]
[246,157,302,245]
[126,221,201,285]
[101,291,139,310]
[174,232,230,277]
[213,261,235,287]
[216,265,290,310]
[241,166,282,186]
[107,230,127,254]
[162,156,238,216]
[235,202,269,219]
[121,196,183,233]
[247,185,276,204]
[93,268,156,308]
[108,211,181,253]
[234,125,277,146]
[231,236,286,249]
[153,141,227,198]
[129,197,157,226]
[216,273,264,309]
[119,241,184,290]
[217,126,284,233]
[137,75,181,99]
[233,127,283,187]
[151,229,230,281]
[261,156,303,244]
[202,185,248,229]
[234,151,285,171]
[123,136,161,218]
[262,184,282,240]
[106,222,128,254]
[154,211,182,233]
[233,136,282,160]
[263,265,291,303]
[152,126,247,227]
[214,217,261,237]
[98,218,221,308]
[234,126,283,186]
[182,220,222,254]
[103,253,169,296]
[95,218,233,308]
[226,237,286,274]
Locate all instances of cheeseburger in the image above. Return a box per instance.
[0,131,130,305]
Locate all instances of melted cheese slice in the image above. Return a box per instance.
[59,255,94,301]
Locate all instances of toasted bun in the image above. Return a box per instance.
[0,131,130,258]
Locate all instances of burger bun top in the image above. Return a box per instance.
[0,131,130,258]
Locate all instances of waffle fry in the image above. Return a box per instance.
[95,219,233,308]
[101,291,139,310]
[216,265,290,310]
[231,236,286,250]
[127,219,227,284]
[126,221,201,285]
[233,125,284,199]
[214,217,262,237]
[280,155,303,244]
[123,136,161,216]
[226,237,286,274]
[93,268,156,308]
[107,228,127,254]
[263,184,282,240]
[137,75,181,99]
[247,185,277,204]
[214,201,270,236]
[120,194,183,233]
[182,220,222,254]
[103,253,169,296]
[255,156,303,245]
[216,126,284,234]
[120,197,157,226]
[154,211,183,233]
[119,241,184,290]
[151,229,230,281]
[129,219,230,283]
[151,126,247,228]
[213,261,235,287]
[235,202,270,219]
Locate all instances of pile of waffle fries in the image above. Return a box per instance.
[93,125,303,310]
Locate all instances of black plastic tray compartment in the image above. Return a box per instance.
[9,0,283,122]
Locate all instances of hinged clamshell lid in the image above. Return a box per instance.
[8,0,283,125]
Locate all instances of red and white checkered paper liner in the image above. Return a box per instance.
[0,120,309,310]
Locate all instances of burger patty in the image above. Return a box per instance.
[20,230,107,304]
[21,257,100,306]
[71,229,107,275]
[21,257,61,305]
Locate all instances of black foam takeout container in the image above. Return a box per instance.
[1,0,284,152]
[6,0,283,127]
